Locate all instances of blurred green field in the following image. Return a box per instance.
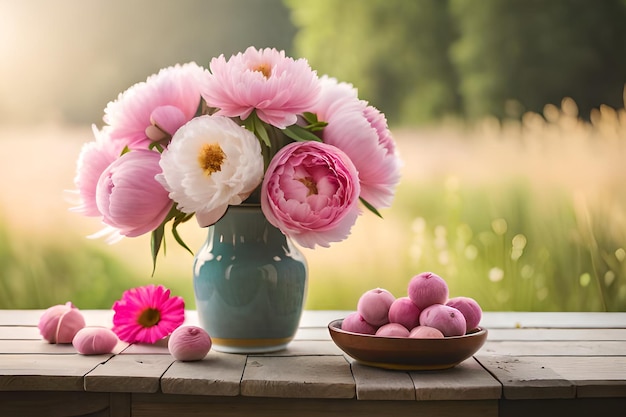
[1,97,625,311]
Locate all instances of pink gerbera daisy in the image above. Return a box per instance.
[112,285,185,344]
[201,46,320,129]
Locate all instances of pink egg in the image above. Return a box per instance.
[388,297,421,330]
[419,304,466,337]
[409,325,444,339]
[375,323,410,337]
[72,327,118,355]
[341,312,378,334]
[356,288,395,327]
[407,272,449,310]
[446,296,482,331]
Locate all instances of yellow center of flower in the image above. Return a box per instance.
[198,143,226,175]
[298,177,318,196]
[137,308,161,328]
[253,63,272,78]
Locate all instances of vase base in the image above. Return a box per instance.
[210,336,293,354]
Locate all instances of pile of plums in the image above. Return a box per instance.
[341,272,482,338]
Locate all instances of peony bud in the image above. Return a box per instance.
[420,304,467,337]
[72,327,118,355]
[341,311,378,335]
[375,322,410,337]
[446,296,482,331]
[407,272,449,310]
[409,325,445,339]
[38,302,86,344]
[168,326,212,361]
[357,288,396,327]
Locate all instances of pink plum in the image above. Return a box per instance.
[409,325,444,339]
[419,304,466,337]
[357,288,395,326]
[376,323,410,337]
[407,272,449,310]
[446,296,483,331]
[341,311,378,334]
[388,297,421,330]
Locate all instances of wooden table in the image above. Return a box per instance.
[0,310,624,417]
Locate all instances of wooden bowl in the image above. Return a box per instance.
[328,319,488,370]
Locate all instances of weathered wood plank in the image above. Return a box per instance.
[0,340,76,354]
[478,312,626,329]
[0,326,41,340]
[409,358,502,400]
[299,311,349,328]
[3,310,626,329]
[240,355,355,399]
[160,352,246,396]
[476,355,575,399]
[0,338,128,355]
[119,340,169,355]
[0,391,112,417]
[486,328,626,341]
[481,340,626,356]
[299,311,626,329]
[530,356,626,398]
[0,354,111,391]
[131,395,498,417]
[256,340,342,356]
[293,327,332,341]
[84,354,174,393]
[348,360,415,400]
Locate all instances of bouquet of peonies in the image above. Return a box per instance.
[70,46,401,267]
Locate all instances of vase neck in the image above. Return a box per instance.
[209,204,286,246]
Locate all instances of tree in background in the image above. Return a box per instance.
[286,0,460,125]
[286,0,626,124]
[450,0,626,119]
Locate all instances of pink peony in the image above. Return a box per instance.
[314,77,401,209]
[104,62,207,149]
[70,126,125,217]
[96,149,172,237]
[261,141,361,249]
[201,47,320,129]
[112,284,185,344]
[156,115,264,227]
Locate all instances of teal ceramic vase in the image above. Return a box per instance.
[193,203,308,353]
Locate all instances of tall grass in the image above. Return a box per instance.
[304,96,626,311]
[0,95,625,311]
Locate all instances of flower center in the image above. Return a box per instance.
[137,308,161,328]
[198,143,226,175]
[298,177,318,196]
[253,63,272,78]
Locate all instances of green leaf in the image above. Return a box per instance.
[120,145,131,156]
[252,114,271,147]
[282,124,322,142]
[148,141,165,153]
[302,111,319,125]
[243,114,255,132]
[360,197,383,219]
[150,224,166,275]
[171,213,195,255]
[305,121,328,132]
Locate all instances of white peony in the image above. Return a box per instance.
[157,115,264,226]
